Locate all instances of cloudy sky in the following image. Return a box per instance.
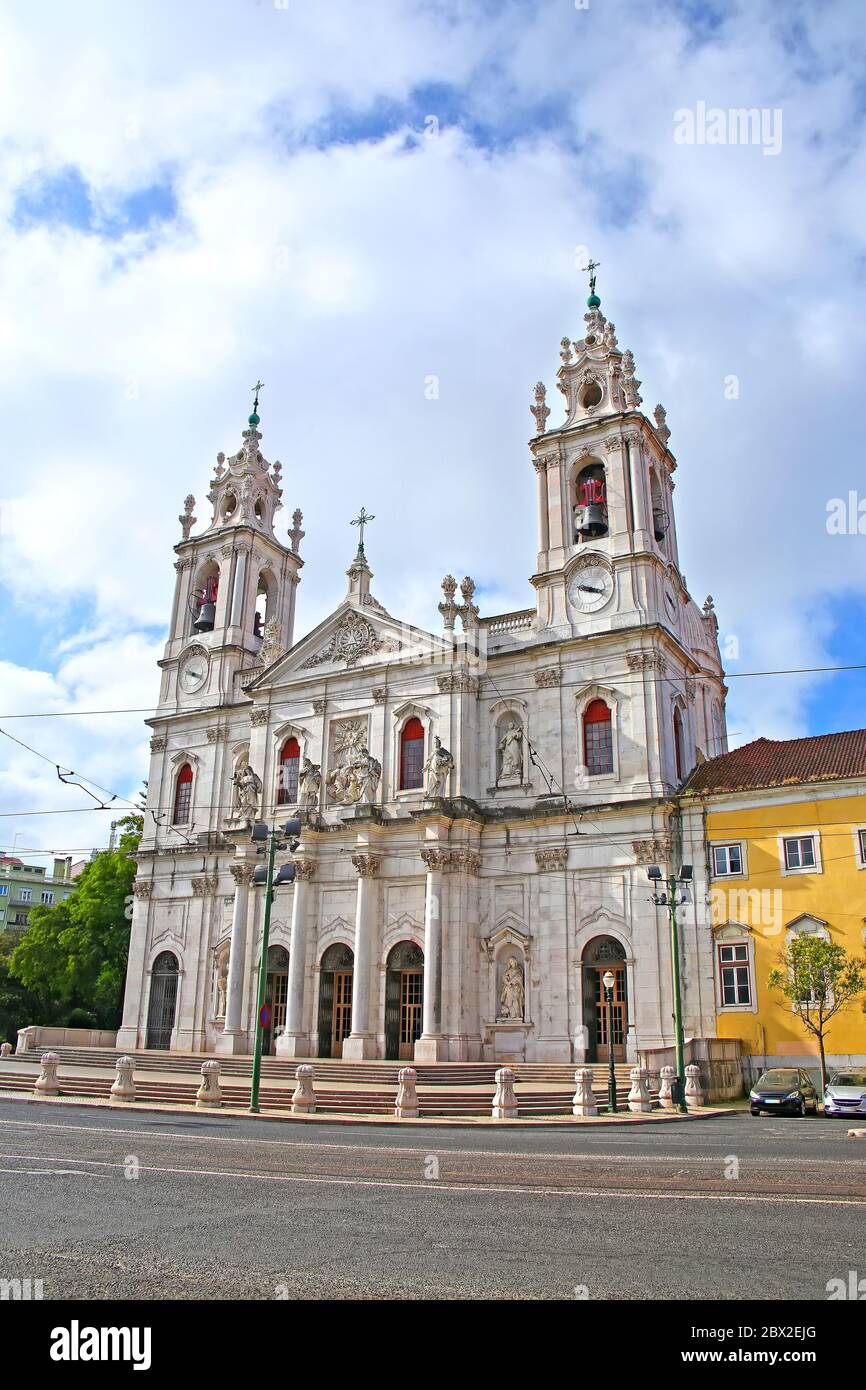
[1,0,864,866]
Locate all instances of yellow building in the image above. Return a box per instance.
[682,730,866,1075]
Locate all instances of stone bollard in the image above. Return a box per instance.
[657,1065,676,1110]
[196,1060,223,1109]
[685,1063,705,1109]
[110,1055,136,1104]
[492,1067,518,1120]
[395,1067,419,1119]
[0,1042,12,1057]
[34,1052,60,1096]
[572,1067,598,1118]
[628,1067,652,1113]
[291,1064,316,1115]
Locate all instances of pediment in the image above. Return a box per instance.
[247,600,450,689]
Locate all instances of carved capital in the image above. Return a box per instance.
[191,875,218,896]
[420,847,453,873]
[535,848,568,873]
[534,668,561,687]
[603,434,623,454]
[437,672,480,695]
[229,862,256,886]
[132,879,153,899]
[684,677,697,702]
[292,857,317,881]
[150,736,167,753]
[372,687,387,704]
[626,651,667,674]
[206,726,229,743]
[313,699,327,714]
[250,708,269,726]
[351,852,382,878]
[450,849,481,876]
[631,837,673,866]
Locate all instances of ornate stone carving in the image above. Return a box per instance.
[535,848,568,872]
[423,736,455,798]
[298,757,322,810]
[313,699,327,714]
[530,381,550,435]
[351,852,382,878]
[150,736,167,752]
[292,857,317,881]
[684,677,697,702]
[603,434,623,454]
[438,573,459,630]
[231,763,262,826]
[626,652,667,673]
[497,721,524,784]
[327,719,381,806]
[174,557,193,573]
[372,687,388,704]
[191,875,218,896]
[206,726,229,743]
[498,957,525,1022]
[451,849,481,876]
[420,847,453,873]
[534,668,561,687]
[437,672,480,695]
[250,708,269,726]
[300,611,399,669]
[631,836,673,865]
[259,615,285,667]
[132,879,153,898]
[653,403,670,448]
[179,495,196,540]
[288,508,305,554]
[229,862,256,886]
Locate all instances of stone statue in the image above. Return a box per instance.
[423,736,455,799]
[499,957,525,1021]
[497,721,524,783]
[232,762,262,825]
[298,757,322,810]
[354,745,382,803]
[216,967,227,1020]
[326,722,382,806]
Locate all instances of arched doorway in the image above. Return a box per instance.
[263,945,289,1055]
[582,936,627,1062]
[146,952,179,1050]
[317,943,354,1057]
[385,941,424,1060]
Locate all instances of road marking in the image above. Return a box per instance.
[0,1151,863,1205]
[0,1115,860,1168]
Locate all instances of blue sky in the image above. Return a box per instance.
[0,0,864,860]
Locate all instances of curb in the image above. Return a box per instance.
[0,1089,734,1130]
[848,1128,866,1139]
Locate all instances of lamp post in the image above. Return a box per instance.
[248,817,301,1113]
[648,863,692,1115]
[603,968,617,1113]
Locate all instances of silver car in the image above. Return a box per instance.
[823,1071,866,1118]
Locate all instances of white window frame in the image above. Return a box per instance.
[718,942,752,1008]
[854,826,866,870]
[0,885,7,896]
[710,841,746,878]
[40,891,54,905]
[18,888,32,902]
[779,832,822,876]
[712,925,757,1014]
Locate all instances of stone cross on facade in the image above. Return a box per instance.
[351,506,375,553]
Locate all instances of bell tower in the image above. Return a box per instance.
[159,386,305,710]
[529,270,682,639]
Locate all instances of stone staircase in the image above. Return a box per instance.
[0,1048,651,1116]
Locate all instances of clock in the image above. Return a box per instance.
[569,562,614,614]
[178,646,209,695]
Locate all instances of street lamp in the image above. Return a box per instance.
[248,817,301,1113]
[648,862,692,1114]
[603,968,617,1113]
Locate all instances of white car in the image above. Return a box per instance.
[823,1071,866,1118]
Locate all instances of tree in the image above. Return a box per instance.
[10,814,143,1029]
[0,930,59,1047]
[768,935,866,1092]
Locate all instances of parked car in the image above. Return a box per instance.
[823,1072,866,1119]
[749,1068,819,1116]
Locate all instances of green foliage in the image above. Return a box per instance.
[0,930,51,1047]
[9,814,142,1029]
[66,1007,98,1028]
[768,934,866,1088]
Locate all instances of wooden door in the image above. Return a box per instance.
[399,970,423,1059]
[594,966,626,1062]
[332,971,353,1052]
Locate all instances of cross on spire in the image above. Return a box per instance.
[351,506,375,553]
[582,258,601,296]
[251,379,264,413]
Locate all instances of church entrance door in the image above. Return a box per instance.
[264,945,289,1055]
[317,944,354,1057]
[146,952,179,1050]
[384,941,424,1059]
[582,936,628,1063]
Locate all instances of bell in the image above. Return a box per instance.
[577,504,608,538]
[652,508,668,541]
[192,600,216,633]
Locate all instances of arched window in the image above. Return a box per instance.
[673,707,684,782]
[399,717,425,790]
[583,699,613,776]
[277,737,300,805]
[173,763,193,824]
[574,462,608,542]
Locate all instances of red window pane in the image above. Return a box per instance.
[583,700,612,775]
[173,763,193,824]
[277,737,301,805]
[400,717,425,790]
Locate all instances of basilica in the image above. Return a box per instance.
[118,286,728,1065]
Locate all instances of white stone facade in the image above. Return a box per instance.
[119,298,728,1063]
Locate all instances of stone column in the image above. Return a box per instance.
[116,880,153,1050]
[342,852,381,1060]
[216,859,255,1055]
[277,857,317,1058]
[414,847,451,1062]
[534,458,550,556]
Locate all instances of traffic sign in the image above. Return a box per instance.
[259,1004,271,1029]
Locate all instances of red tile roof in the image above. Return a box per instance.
[682,729,866,795]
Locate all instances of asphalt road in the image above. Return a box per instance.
[0,1100,863,1300]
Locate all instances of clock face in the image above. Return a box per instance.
[570,563,614,614]
[179,647,209,694]
[664,588,678,621]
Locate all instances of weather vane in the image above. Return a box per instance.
[351,506,375,551]
[582,258,600,296]
[251,379,264,414]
